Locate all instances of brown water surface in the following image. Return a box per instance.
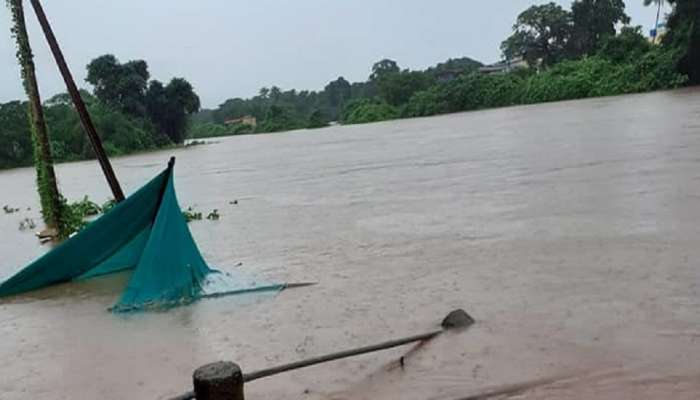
[1,89,700,399]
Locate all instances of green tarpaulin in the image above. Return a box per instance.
[0,158,281,312]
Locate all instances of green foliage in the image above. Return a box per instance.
[425,57,483,78]
[0,96,166,170]
[146,78,200,143]
[324,77,351,109]
[369,59,400,81]
[87,55,200,144]
[501,3,572,67]
[70,196,102,216]
[660,0,700,83]
[257,104,305,132]
[86,55,150,116]
[0,101,32,168]
[189,122,230,138]
[597,26,652,63]
[101,199,117,213]
[191,57,482,136]
[59,198,216,236]
[376,70,435,106]
[206,209,220,220]
[569,0,630,57]
[341,99,399,124]
[521,50,686,103]
[182,207,202,223]
[404,44,686,119]
[201,86,330,135]
[307,109,327,129]
[404,73,526,117]
[60,196,103,235]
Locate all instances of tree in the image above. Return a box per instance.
[258,104,301,132]
[146,78,200,143]
[86,55,150,117]
[0,101,32,168]
[570,0,630,57]
[597,26,652,63]
[306,109,326,129]
[369,59,400,81]
[425,57,483,78]
[376,70,434,106]
[324,77,351,108]
[656,0,700,83]
[269,86,282,102]
[501,3,572,67]
[7,0,65,235]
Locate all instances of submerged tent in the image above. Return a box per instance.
[0,158,282,312]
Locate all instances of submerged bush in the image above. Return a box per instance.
[341,99,400,124]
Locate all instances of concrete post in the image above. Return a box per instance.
[193,361,244,400]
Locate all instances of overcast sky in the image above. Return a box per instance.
[0,1,669,108]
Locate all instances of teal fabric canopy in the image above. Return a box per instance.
[0,158,282,312]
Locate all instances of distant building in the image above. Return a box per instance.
[478,57,528,74]
[650,23,667,44]
[224,115,257,127]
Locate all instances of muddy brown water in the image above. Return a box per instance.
[1,89,700,400]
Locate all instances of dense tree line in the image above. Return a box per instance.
[189,56,482,137]
[0,55,199,170]
[342,0,692,125]
[193,0,697,135]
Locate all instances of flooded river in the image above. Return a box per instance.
[1,89,700,399]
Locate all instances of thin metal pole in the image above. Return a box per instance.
[28,0,125,201]
[242,329,442,382]
[242,308,474,382]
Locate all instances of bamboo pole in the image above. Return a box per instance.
[28,0,125,202]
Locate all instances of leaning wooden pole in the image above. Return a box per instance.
[28,0,125,202]
[7,0,64,233]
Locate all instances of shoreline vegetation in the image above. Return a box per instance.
[190,0,695,138]
[1,1,698,172]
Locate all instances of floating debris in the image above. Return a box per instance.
[206,209,220,221]
[36,227,58,239]
[182,207,203,222]
[3,205,20,214]
[102,199,117,213]
[185,140,208,147]
[71,196,102,216]
[18,218,36,231]
[229,200,238,205]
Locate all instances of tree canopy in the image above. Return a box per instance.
[369,59,400,81]
[501,3,572,67]
[570,0,630,57]
[658,0,700,83]
[86,55,200,143]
